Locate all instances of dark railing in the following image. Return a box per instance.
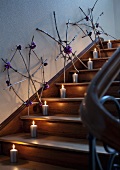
[80,47,120,169]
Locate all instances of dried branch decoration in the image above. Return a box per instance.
[2,36,49,115]
[36,11,88,83]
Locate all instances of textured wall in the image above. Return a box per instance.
[113,0,120,38]
[0,0,116,123]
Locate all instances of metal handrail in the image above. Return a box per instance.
[80,47,120,152]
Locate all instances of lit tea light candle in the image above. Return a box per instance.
[72,73,78,83]
[10,144,18,163]
[107,40,112,49]
[30,120,37,138]
[93,48,98,58]
[42,101,48,115]
[87,58,93,70]
[60,84,66,98]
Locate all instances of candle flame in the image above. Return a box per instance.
[12,144,15,149]
[62,84,64,88]
[89,58,91,61]
[108,40,110,43]
[44,101,47,105]
[94,48,96,51]
[32,120,35,125]
[74,73,77,75]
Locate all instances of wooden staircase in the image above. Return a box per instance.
[0,39,120,169]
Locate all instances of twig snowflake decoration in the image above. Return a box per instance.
[2,36,49,115]
[36,11,88,83]
[68,0,117,45]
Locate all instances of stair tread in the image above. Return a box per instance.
[55,81,120,86]
[70,68,100,73]
[82,57,110,61]
[0,155,74,170]
[102,39,120,43]
[100,47,117,51]
[41,98,84,101]
[20,115,82,122]
[0,133,108,154]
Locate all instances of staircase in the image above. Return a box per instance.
[0,39,120,169]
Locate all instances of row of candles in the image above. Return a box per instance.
[93,40,112,58]
[10,40,112,163]
[10,120,39,163]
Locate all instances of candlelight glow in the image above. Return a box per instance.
[108,40,110,43]
[44,101,47,105]
[32,120,35,125]
[62,84,64,89]
[12,144,15,149]
[89,58,91,61]
[94,48,96,51]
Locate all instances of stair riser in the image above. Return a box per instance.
[82,59,108,69]
[100,50,115,58]
[32,98,119,116]
[71,71,98,82]
[0,142,108,169]
[101,42,120,48]
[55,84,120,98]
[22,120,88,139]
[37,101,82,115]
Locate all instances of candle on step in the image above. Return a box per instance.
[93,48,98,58]
[10,144,18,163]
[107,40,112,49]
[42,101,48,115]
[87,58,93,70]
[30,120,37,138]
[72,73,78,83]
[60,84,66,98]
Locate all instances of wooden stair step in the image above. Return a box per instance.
[0,133,106,153]
[21,115,82,123]
[70,68,100,73]
[81,57,109,69]
[41,97,84,102]
[0,133,109,169]
[21,115,87,139]
[39,98,83,116]
[100,39,120,48]
[0,155,74,170]
[99,48,117,57]
[55,81,120,98]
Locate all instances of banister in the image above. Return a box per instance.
[80,47,120,152]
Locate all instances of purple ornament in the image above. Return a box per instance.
[30,42,36,49]
[43,82,49,90]
[39,102,43,106]
[6,80,11,86]
[43,61,48,66]
[25,100,32,107]
[96,31,101,35]
[95,23,99,28]
[85,16,89,21]
[64,46,72,54]
[88,32,92,36]
[4,62,11,69]
[17,45,22,50]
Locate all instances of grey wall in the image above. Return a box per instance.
[0,0,116,123]
[113,0,120,38]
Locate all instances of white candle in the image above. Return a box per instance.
[60,85,66,98]
[93,48,98,58]
[30,120,37,138]
[10,144,18,163]
[87,58,93,70]
[72,73,78,83]
[42,101,48,115]
[107,40,112,49]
